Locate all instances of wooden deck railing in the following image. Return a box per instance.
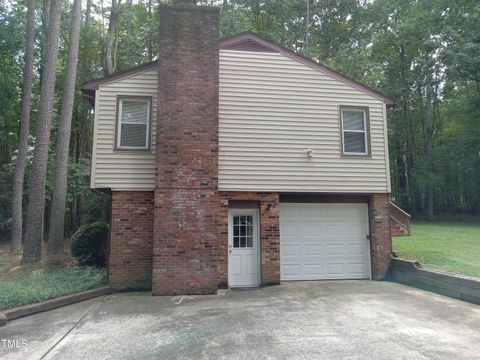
[389,201,411,235]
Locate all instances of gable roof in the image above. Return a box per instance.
[82,32,394,107]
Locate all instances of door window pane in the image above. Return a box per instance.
[232,215,254,248]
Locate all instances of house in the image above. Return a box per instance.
[81,1,395,295]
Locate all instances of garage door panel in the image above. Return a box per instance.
[303,224,323,235]
[280,203,370,280]
[283,235,301,243]
[325,244,344,255]
[283,264,302,277]
[324,224,345,236]
[344,222,362,231]
[283,244,301,256]
[299,208,325,221]
[304,264,323,276]
[282,224,301,236]
[326,263,345,275]
[304,244,323,256]
[317,207,355,221]
[348,244,365,255]
[281,207,301,219]
[349,263,369,275]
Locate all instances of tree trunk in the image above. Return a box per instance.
[11,0,36,253]
[22,0,62,265]
[77,108,91,227]
[425,80,434,221]
[74,0,93,229]
[147,0,153,61]
[83,0,92,79]
[126,0,132,58]
[104,0,121,75]
[2,104,9,164]
[47,0,82,259]
[399,43,416,211]
[305,0,309,57]
[39,0,51,88]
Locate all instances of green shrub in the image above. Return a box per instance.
[70,221,108,266]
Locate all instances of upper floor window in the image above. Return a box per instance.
[116,97,151,150]
[340,107,369,156]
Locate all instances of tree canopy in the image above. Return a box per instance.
[0,0,479,244]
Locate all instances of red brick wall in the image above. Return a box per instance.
[218,192,280,286]
[153,3,220,295]
[109,191,153,290]
[108,190,389,290]
[369,193,392,279]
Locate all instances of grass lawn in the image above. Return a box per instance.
[393,221,480,278]
[0,266,107,311]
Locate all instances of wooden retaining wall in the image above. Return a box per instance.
[391,258,480,305]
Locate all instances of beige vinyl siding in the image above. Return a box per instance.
[91,51,390,193]
[218,50,390,193]
[91,70,157,190]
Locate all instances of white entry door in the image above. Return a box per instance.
[280,203,371,281]
[228,209,260,287]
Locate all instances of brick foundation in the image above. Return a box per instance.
[109,191,154,290]
[152,3,220,295]
[369,193,392,279]
[218,192,280,286]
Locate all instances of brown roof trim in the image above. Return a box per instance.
[81,32,394,107]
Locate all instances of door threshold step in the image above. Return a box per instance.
[230,286,261,291]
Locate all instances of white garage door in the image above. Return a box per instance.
[280,203,370,281]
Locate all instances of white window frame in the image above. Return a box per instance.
[340,107,369,156]
[116,97,151,150]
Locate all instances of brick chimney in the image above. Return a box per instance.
[153,1,219,295]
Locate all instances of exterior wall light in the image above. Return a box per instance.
[267,202,277,211]
[305,148,315,158]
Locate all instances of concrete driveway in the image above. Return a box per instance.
[1,281,480,360]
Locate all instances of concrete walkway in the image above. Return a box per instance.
[1,281,480,360]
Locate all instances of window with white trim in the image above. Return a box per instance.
[341,108,369,155]
[117,98,150,150]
